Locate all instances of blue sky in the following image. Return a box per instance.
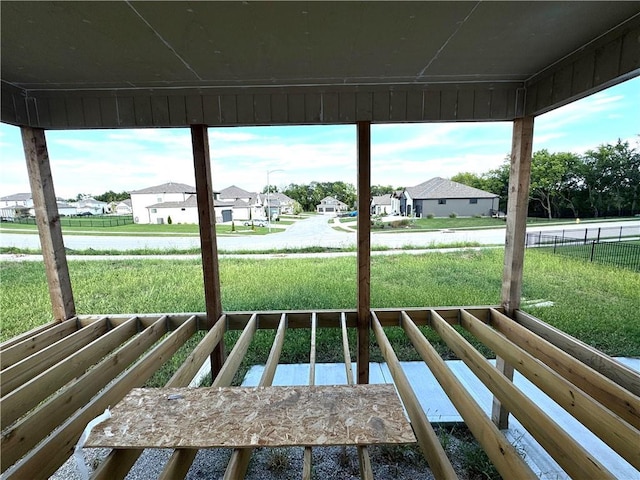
[1,77,638,200]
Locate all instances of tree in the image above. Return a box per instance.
[529,150,581,219]
[94,190,130,203]
[283,181,357,212]
[371,185,397,196]
[450,172,487,191]
[483,160,510,211]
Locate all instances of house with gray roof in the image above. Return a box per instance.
[0,193,35,219]
[371,193,402,216]
[130,182,197,224]
[403,177,499,217]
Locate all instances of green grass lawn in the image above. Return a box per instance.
[2,249,638,361]
[0,221,283,236]
[339,216,639,232]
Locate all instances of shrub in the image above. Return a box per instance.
[167,216,173,225]
[449,212,458,218]
[390,219,411,228]
[426,213,434,219]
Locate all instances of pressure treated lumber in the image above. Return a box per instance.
[2,317,138,428]
[303,313,317,480]
[2,316,167,471]
[5,317,196,480]
[341,313,374,480]
[401,311,537,480]
[191,124,224,376]
[514,309,640,396]
[496,115,534,429]
[357,120,371,385]
[491,308,640,429]
[0,320,73,366]
[501,116,534,314]
[428,310,615,480]
[157,315,257,480]
[1,317,108,396]
[21,126,75,321]
[1,320,59,350]
[460,309,639,469]
[94,316,231,480]
[371,312,457,480]
[223,314,287,480]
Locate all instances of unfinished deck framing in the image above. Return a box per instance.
[1,307,637,479]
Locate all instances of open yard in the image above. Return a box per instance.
[2,249,638,361]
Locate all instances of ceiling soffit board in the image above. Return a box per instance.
[524,12,640,116]
[1,1,639,128]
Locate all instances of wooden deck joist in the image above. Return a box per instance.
[1,307,638,480]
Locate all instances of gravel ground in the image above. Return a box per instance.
[53,443,447,479]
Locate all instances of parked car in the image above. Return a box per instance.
[77,211,93,216]
[243,220,267,227]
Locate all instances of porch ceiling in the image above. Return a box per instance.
[2,1,639,127]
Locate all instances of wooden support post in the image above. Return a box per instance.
[356,121,371,385]
[191,124,224,376]
[494,115,534,428]
[21,126,75,321]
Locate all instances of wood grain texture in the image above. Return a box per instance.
[357,120,371,385]
[21,127,75,321]
[86,385,415,449]
[401,311,537,480]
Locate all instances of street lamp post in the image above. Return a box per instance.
[266,169,284,232]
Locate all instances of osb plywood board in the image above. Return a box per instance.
[85,385,415,448]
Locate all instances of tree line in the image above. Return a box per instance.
[452,139,639,218]
[274,139,638,218]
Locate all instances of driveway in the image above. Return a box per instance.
[0,217,638,252]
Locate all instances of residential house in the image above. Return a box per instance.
[130,182,196,224]
[371,193,401,216]
[146,195,199,224]
[0,193,34,219]
[403,177,499,217]
[316,196,348,215]
[115,199,133,215]
[257,191,296,219]
[76,197,108,215]
[217,186,259,221]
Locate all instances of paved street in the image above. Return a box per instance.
[1,216,638,252]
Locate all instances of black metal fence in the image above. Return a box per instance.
[526,233,640,272]
[8,215,134,227]
[529,224,640,244]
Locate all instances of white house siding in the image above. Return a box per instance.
[148,205,199,224]
[414,198,497,217]
[132,192,191,224]
[58,206,77,216]
[116,204,133,215]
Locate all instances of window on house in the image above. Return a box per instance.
[157,197,162,203]
[151,208,157,213]
[469,198,478,204]
[438,199,446,205]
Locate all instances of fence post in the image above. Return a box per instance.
[619,226,622,241]
[596,228,601,243]
[553,236,557,253]
[538,231,542,246]
[590,240,596,263]
[584,229,588,245]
